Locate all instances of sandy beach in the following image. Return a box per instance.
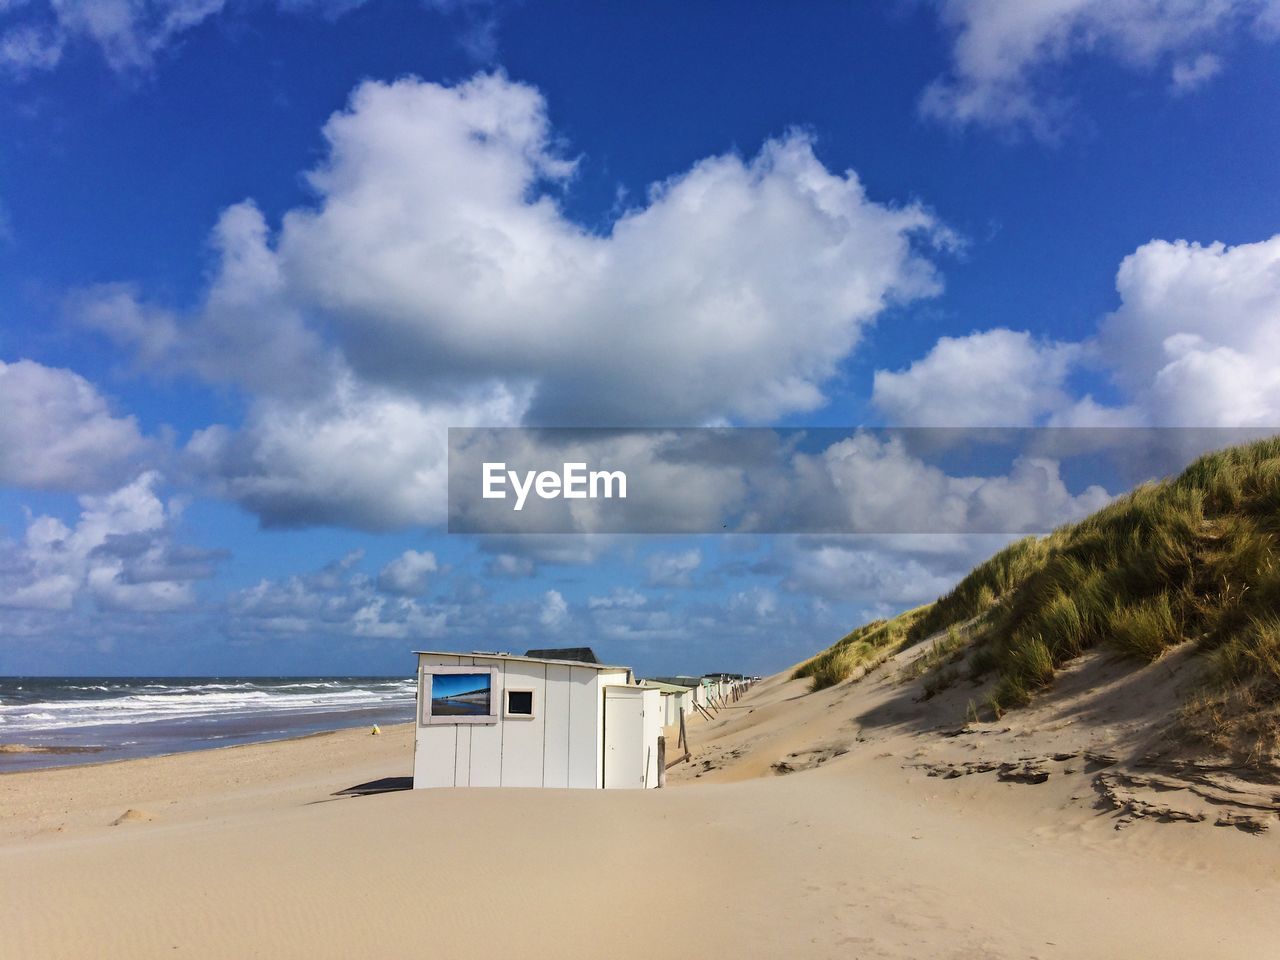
[5,3,1280,958]
[4,659,1279,960]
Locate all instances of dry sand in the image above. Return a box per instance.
[3,652,1279,959]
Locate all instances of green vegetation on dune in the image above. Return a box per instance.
[792,606,932,691]
[798,436,1280,762]
[905,536,1045,645]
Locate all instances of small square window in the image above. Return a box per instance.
[506,689,534,717]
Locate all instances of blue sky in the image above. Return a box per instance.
[430,672,489,701]
[2,0,1279,677]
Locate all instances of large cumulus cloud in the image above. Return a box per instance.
[89,71,953,529]
[269,75,949,425]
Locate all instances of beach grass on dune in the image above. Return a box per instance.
[899,626,970,699]
[799,435,1280,762]
[792,605,932,690]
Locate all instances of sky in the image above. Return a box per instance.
[1,0,1279,677]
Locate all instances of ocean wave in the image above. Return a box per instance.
[0,679,415,732]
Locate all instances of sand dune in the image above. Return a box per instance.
[3,665,1279,959]
[678,638,1280,831]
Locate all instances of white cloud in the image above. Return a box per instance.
[874,233,1280,430]
[804,433,1112,534]
[1098,235,1280,426]
[780,541,960,606]
[587,587,647,610]
[0,22,62,74]
[0,472,213,612]
[447,427,751,535]
[448,426,1118,537]
[351,595,444,639]
[47,0,226,72]
[479,534,614,568]
[728,586,778,620]
[922,0,1278,137]
[475,535,615,579]
[0,358,152,492]
[228,551,446,641]
[269,73,949,425]
[0,0,394,77]
[94,71,951,530]
[79,203,330,399]
[646,548,702,587]
[485,553,535,578]
[584,602,680,647]
[872,329,1081,426]
[538,589,568,628]
[186,371,528,530]
[1170,52,1224,93]
[376,549,438,596]
[0,1,504,81]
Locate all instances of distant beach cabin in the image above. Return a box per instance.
[649,676,708,711]
[413,650,663,790]
[640,679,695,726]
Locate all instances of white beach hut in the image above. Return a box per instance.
[649,676,705,713]
[640,680,693,726]
[412,649,662,790]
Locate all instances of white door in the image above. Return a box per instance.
[603,688,646,789]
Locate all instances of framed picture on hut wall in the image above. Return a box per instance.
[420,666,500,725]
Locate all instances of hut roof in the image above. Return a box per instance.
[523,647,600,664]
[414,649,628,674]
[640,680,695,694]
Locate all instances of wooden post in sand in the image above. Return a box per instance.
[657,736,666,788]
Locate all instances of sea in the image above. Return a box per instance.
[0,676,417,772]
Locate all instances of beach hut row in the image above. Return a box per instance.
[411,648,754,792]
[642,674,756,725]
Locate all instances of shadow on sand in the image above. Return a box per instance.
[332,776,413,797]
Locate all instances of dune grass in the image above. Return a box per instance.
[1109,595,1179,662]
[1184,614,1280,761]
[900,626,973,699]
[792,606,932,690]
[906,536,1045,645]
[976,437,1280,718]
[900,626,966,682]
[799,435,1280,759]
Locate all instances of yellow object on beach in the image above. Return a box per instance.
[371,725,380,736]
